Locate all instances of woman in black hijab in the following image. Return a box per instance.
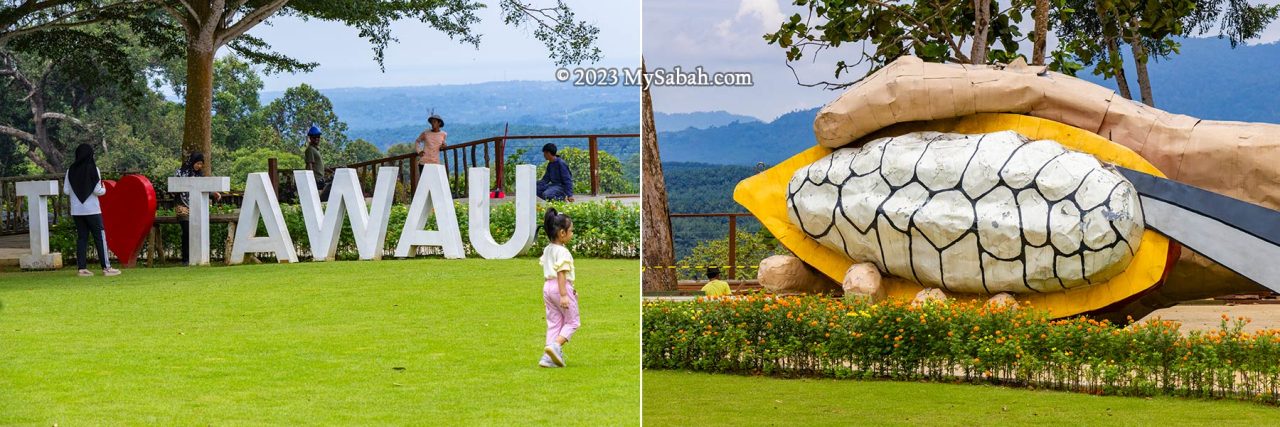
[63,143,120,277]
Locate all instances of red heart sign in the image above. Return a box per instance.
[99,174,157,267]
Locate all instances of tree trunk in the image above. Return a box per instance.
[1127,20,1154,106]
[1032,0,1048,65]
[183,43,215,176]
[1095,2,1132,100]
[28,79,63,172]
[971,0,991,64]
[640,59,676,292]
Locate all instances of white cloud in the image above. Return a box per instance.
[734,0,787,33]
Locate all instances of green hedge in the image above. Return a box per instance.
[51,199,638,263]
[644,294,1280,404]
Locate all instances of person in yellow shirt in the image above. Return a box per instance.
[700,267,731,297]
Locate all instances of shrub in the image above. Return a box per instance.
[643,294,1280,404]
[676,229,785,280]
[51,199,639,263]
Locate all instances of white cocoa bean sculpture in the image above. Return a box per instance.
[786,130,1144,294]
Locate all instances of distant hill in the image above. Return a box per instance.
[358,123,639,163]
[655,111,759,132]
[661,162,764,259]
[656,108,818,165]
[655,37,1280,166]
[265,81,640,132]
[1078,37,1280,124]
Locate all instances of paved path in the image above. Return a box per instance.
[1147,304,1280,333]
[0,233,30,269]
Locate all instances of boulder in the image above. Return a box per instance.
[757,255,840,295]
[986,292,1019,309]
[842,262,886,302]
[912,288,948,306]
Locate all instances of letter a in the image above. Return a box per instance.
[230,172,298,264]
[395,164,464,258]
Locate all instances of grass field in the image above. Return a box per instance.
[643,371,1280,426]
[0,258,639,425]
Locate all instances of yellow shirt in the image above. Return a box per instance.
[539,243,575,282]
[701,279,731,297]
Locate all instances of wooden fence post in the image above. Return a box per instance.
[589,136,600,196]
[495,138,506,194]
[268,158,279,196]
[728,215,738,279]
[410,155,419,195]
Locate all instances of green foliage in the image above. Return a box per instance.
[765,0,1027,85]
[645,295,1280,404]
[676,229,785,280]
[212,56,266,153]
[503,147,638,195]
[341,139,383,165]
[51,200,639,262]
[1052,0,1279,89]
[386,142,415,158]
[262,83,350,165]
[659,162,769,259]
[498,0,601,66]
[227,147,305,189]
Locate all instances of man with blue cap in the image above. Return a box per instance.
[304,125,330,199]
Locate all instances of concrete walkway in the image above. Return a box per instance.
[0,233,30,269]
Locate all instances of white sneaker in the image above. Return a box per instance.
[102,268,121,277]
[544,343,566,367]
[538,354,557,368]
[77,269,92,277]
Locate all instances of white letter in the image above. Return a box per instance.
[394,164,464,258]
[17,180,62,269]
[229,172,297,264]
[468,165,537,259]
[296,167,397,261]
[168,176,231,266]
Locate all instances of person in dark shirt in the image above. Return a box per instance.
[304,125,331,200]
[537,143,575,202]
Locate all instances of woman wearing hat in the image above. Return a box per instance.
[415,114,446,167]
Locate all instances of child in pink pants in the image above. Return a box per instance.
[539,208,578,368]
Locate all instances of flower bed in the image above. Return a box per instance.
[643,294,1280,404]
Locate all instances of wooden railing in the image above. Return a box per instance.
[270,133,640,200]
[669,212,756,279]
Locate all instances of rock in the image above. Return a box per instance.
[842,262,885,302]
[986,292,1019,309]
[912,288,948,306]
[757,255,840,295]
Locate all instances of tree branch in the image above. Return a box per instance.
[0,125,37,143]
[215,0,286,47]
[40,112,86,127]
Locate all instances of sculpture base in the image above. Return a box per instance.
[20,253,62,270]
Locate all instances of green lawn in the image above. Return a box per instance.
[0,258,639,425]
[643,371,1280,426]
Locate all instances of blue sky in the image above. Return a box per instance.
[644,0,1280,121]
[239,1,640,92]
